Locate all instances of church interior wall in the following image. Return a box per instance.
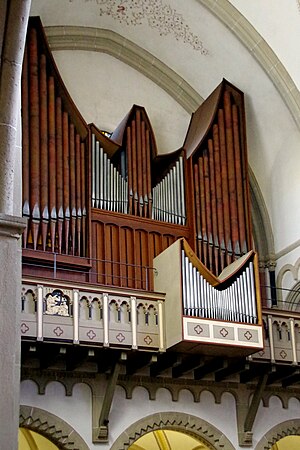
[51,50,191,153]
[228,0,300,91]
[2,1,300,448]
[20,377,300,450]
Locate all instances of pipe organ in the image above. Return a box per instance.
[21,18,263,357]
[181,240,258,324]
[154,239,263,355]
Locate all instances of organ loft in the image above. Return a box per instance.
[20,17,271,446]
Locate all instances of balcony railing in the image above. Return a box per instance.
[252,308,300,366]
[21,278,165,351]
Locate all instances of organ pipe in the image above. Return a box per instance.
[56,97,63,254]
[29,26,40,250]
[184,81,252,277]
[181,240,259,324]
[22,18,88,257]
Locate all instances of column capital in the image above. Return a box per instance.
[0,213,27,239]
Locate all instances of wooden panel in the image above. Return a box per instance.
[91,209,190,290]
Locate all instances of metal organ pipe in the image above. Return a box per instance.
[152,156,186,225]
[56,97,64,254]
[22,22,88,256]
[39,53,48,251]
[91,134,128,215]
[191,88,250,278]
[181,248,258,324]
[29,27,40,250]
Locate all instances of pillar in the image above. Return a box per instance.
[0,1,31,448]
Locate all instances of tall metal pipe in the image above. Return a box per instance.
[39,53,48,251]
[29,27,40,249]
[56,97,64,254]
[48,76,57,252]
[62,112,70,254]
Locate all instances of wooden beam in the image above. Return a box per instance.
[282,369,300,388]
[244,373,268,433]
[267,365,297,385]
[215,360,246,382]
[126,352,155,376]
[150,353,178,377]
[96,361,122,442]
[194,357,224,380]
[172,355,202,378]
[240,363,271,384]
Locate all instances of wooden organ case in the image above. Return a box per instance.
[21,17,263,356]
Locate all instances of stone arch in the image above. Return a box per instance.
[45,26,202,114]
[249,167,275,268]
[255,419,300,450]
[19,405,89,450]
[110,411,235,450]
[196,0,300,130]
[286,280,300,311]
[277,259,300,305]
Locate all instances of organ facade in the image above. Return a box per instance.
[19,16,289,448]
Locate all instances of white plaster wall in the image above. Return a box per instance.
[21,380,93,448]
[52,50,190,154]
[20,379,300,450]
[228,0,300,90]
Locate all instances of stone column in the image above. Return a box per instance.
[0,216,26,448]
[0,1,31,449]
[0,0,31,214]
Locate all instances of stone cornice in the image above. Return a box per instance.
[0,213,27,239]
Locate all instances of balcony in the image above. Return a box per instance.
[21,278,165,352]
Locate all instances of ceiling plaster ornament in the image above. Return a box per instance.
[68,0,209,53]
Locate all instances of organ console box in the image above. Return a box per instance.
[154,239,264,357]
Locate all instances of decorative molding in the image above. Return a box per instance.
[255,419,300,450]
[67,0,209,54]
[248,168,275,268]
[45,26,203,114]
[197,0,300,131]
[19,405,90,450]
[110,411,235,450]
[275,239,300,261]
[276,258,300,304]
[20,369,300,449]
[0,213,27,239]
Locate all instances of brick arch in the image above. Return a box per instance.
[19,405,89,450]
[110,411,235,450]
[255,419,300,450]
